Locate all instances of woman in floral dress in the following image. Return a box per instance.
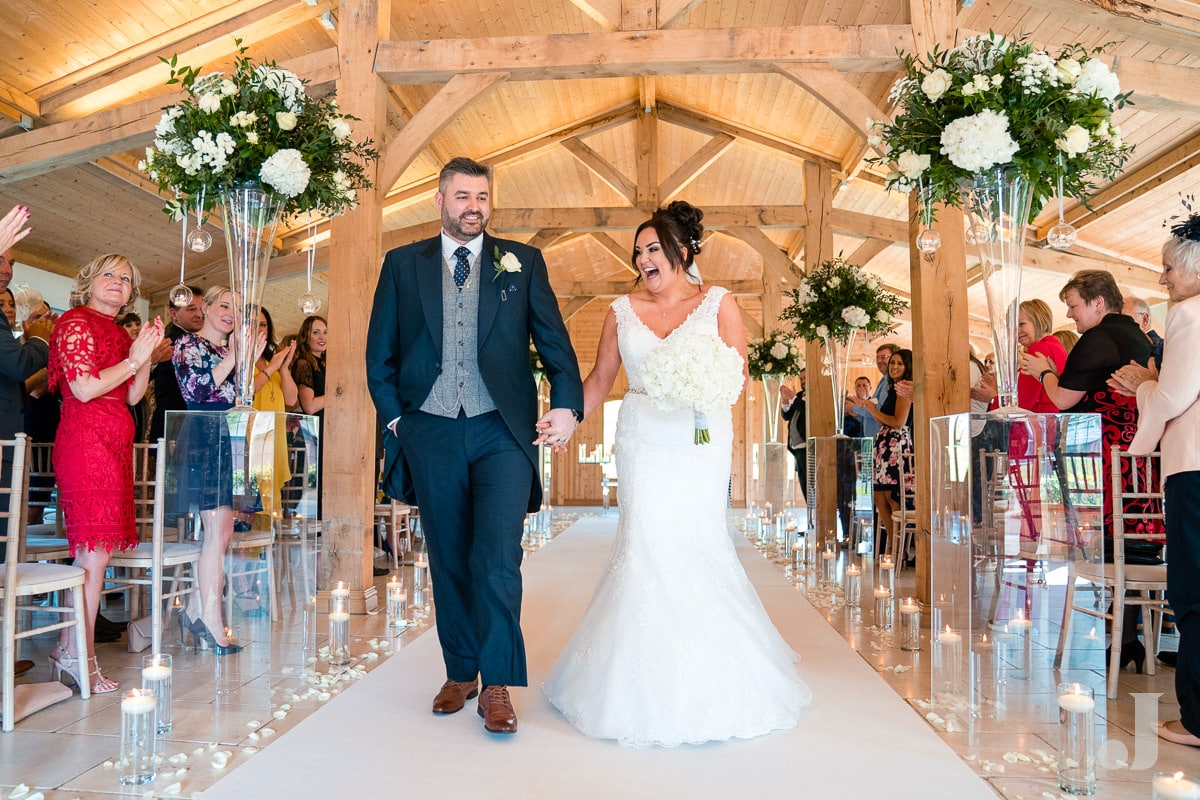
[863,347,914,559]
[50,254,164,693]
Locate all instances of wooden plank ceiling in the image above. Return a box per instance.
[1,0,1198,357]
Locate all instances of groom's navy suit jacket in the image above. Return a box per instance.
[366,233,583,512]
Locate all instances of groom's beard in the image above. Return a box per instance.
[444,211,488,242]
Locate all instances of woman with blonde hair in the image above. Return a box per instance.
[49,254,164,693]
[1017,298,1068,413]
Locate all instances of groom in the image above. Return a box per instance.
[366,157,583,734]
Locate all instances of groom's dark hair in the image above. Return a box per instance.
[439,156,492,191]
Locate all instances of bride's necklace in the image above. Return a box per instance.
[654,289,702,318]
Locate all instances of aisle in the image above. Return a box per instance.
[202,515,997,799]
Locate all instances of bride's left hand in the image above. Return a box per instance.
[534,408,579,450]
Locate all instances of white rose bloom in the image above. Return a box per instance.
[1075,59,1120,102]
[260,148,311,197]
[1056,58,1082,84]
[246,131,259,144]
[198,93,221,114]
[815,325,829,339]
[829,276,841,288]
[1056,124,1091,157]
[770,342,789,360]
[841,306,870,328]
[896,150,931,179]
[220,79,238,96]
[867,134,883,148]
[230,111,257,128]
[498,252,522,273]
[921,68,952,102]
[275,111,298,131]
[328,117,352,140]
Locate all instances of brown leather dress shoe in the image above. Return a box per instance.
[432,679,478,714]
[477,685,517,734]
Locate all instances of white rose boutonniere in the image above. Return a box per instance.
[492,247,522,282]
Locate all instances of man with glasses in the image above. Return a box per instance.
[1122,295,1164,366]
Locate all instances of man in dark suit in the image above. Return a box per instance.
[780,369,807,490]
[367,157,583,735]
[0,237,54,677]
[147,288,203,443]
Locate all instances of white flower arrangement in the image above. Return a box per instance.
[780,256,907,343]
[141,42,379,219]
[747,329,804,380]
[870,33,1133,216]
[640,333,744,444]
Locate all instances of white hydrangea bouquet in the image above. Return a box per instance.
[780,256,906,342]
[141,42,378,219]
[868,33,1133,214]
[747,330,804,380]
[641,333,744,445]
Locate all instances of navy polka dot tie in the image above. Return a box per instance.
[453,246,471,287]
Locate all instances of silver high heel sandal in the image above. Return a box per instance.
[49,645,119,694]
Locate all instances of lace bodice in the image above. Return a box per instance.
[613,286,728,393]
[48,306,132,401]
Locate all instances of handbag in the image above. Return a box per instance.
[126,615,153,653]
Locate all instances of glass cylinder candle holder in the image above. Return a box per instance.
[302,593,318,655]
[386,577,410,630]
[934,626,963,696]
[141,653,173,735]
[1153,772,1200,800]
[821,544,837,587]
[843,563,862,608]
[413,550,429,590]
[1057,682,1097,796]
[1009,611,1033,681]
[329,581,351,666]
[898,597,920,651]
[118,689,158,785]
[879,554,896,595]
[873,585,893,631]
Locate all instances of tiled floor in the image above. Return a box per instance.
[1,509,1193,799]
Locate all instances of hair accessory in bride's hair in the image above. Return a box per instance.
[689,237,702,254]
[1166,193,1200,242]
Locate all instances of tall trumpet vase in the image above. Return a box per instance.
[219,182,285,408]
[761,374,783,442]
[959,167,1034,412]
[822,329,858,436]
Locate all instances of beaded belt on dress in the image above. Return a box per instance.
[625,388,647,396]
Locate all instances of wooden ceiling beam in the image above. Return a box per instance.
[566,0,621,30]
[0,48,339,185]
[659,132,734,201]
[727,227,799,287]
[589,232,639,276]
[1035,131,1200,240]
[38,0,335,120]
[379,71,509,190]
[559,296,597,322]
[846,237,893,267]
[620,0,656,30]
[773,64,888,141]
[1111,58,1200,122]
[375,26,914,84]
[0,79,39,122]
[1007,0,1200,54]
[659,102,840,172]
[635,107,658,208]
[657,0,706,30]
[561,138,638,206]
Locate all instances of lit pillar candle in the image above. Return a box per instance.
[898,598,920,651]
[935,625,963,695]
[140,654,173,735]
[844,563,862,608]
[1057,682,1096,795]
[1153,772,1200,800]
[1010,610,1033,680]
[879,554,895,595]
[874,585,893,631]
[119,689,158,786]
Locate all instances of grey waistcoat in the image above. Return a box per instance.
[419,253,497,418]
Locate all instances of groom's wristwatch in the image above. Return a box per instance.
[570,409,583,423]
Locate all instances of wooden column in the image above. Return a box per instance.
[908,0,965,602]
[322,0,389,612]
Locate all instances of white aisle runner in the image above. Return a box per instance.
[203,515,996,799]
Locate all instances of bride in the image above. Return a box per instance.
[543,201,811,747]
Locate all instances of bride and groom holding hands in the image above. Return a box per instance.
[366,157,810,747]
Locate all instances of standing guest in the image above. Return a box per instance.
[843,375,872,438]
[780,369,807,490]
[172,286,263,655]
[1017,299,1069,413]
[290,314,326,517]
[852,343,897,441]
[1020,270,1154,670]
[250,307,296,527]
[863,348,914,560]
[1122,294,1164,366]
[116,311,142,339]
[48,254,164,693]
[367,156,583,735]
[1109,225,1200,749]
[147,288,204,443]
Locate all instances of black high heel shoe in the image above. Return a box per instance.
[1107,640,1146,673]
[189,618,244,656]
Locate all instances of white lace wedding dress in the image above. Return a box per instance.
[543,287,811,747]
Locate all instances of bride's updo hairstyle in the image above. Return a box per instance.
[631,200,704,284]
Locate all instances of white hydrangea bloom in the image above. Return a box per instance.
[940,109,1019,172]
[260,148,311,197]
[841,306,870,328]
[1074,59,1120,102]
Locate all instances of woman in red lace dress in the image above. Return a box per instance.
[48,254,163,694]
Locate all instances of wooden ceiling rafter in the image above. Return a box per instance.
[1035,131,1200,240]
[658,132,735,202]
[773,63,888,142]
[0,80,39,124]
[589,232,639,276]
[1007,0,1200,54]
[635,106,659,209]
[561,138,639,206]
[658,103,841,173]
[37,0,336,121]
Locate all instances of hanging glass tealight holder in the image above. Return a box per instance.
[1046,156,1078,250]
[298,210,322,314]
[169,199,194,307]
